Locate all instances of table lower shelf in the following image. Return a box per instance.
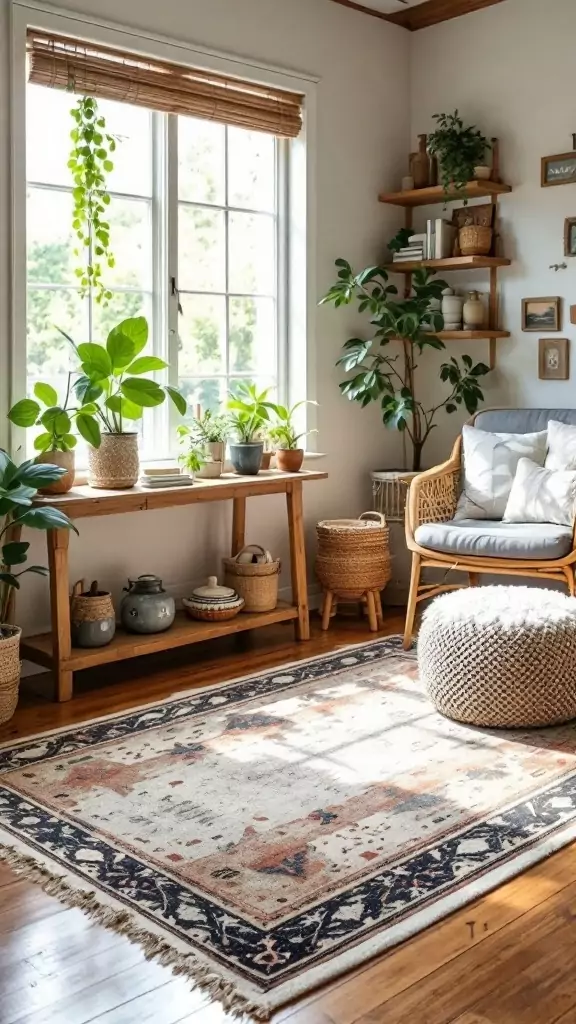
[21,604,299,672]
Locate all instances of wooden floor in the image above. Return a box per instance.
[1,612,576,1024]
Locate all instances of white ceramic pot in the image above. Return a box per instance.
[463,290,485,330]
[196,460,223,479]
[474,165,492,181]
[442,293,464,329]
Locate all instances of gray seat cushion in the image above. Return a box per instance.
[415,519,573,561]
[475,408,576,434]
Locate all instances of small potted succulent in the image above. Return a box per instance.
[178,409,228,478]
[227,383,274,475]
[8,375,83,494]
[61,316,187,489]
[268,401,317,473]
[428,110,490,200]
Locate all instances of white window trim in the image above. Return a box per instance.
[8,0,319,457]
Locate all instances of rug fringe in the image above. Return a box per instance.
[0,841,271,1021]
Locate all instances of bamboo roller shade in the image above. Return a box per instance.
[27,30,304,138]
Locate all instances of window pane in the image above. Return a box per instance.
[27,188,77,286]
[27,85,75,188]
[96,97,152,198]
[229,297,276,376]
[27,288,88,376]
[178,207,225,292]
[105,197,153,291]
[91,291,150,344]
[228,212,275,295]
[178,295,226,376]
[178,378,225,418]
[228,128,275,212]
[179,118,225,205]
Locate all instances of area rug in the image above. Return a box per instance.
[3,638,576,1019]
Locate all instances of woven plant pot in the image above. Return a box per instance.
[223,544,280,612]
[0,625,22,725]
[88,433,139,490]
[459,225,493,256]
[36,449,75,494]
[316,512,391,598]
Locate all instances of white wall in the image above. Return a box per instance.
[410,0,576,466]
[0,0,411,637]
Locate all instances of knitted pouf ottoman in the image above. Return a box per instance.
[418,586,576,728]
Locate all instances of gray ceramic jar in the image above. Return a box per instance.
[120,575,175,634]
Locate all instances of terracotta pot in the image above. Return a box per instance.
[36,449,75,494]
[260,451,273,471]
[88,433,139,490]
[276,448,304,473]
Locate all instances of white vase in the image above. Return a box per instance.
[463,290,485,330]
[474,165,492,181]
[442,292,464,329]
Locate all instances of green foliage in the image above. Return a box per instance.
[428,110,489,200]
[60,316,187,440]
[320,259,490,471]
[176,427,206,474]
[8,375,85,452]
[68,96,116,304]
[388,227,415,255]
[0,451,77,622]
[180,410,228,447]
[227,383,274,443]
[268,400,317,450]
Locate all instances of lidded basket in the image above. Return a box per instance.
[183,577,244,621]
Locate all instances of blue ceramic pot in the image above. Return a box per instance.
[229,442,264,476]
[121,575,175,634]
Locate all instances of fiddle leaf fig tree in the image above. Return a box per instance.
[320,259,490,472]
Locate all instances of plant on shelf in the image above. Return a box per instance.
[69,96,117,305]
[61,315,187,490]
[427,110,489,200]
[176,429,205,479]
[227,383,274,476]
[320,259,490,472]
[269,401,317,473]
[180,409,228,463]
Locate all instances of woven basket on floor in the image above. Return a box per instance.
[316,512,391,597]
[223,544,280,612]
[0,626,22,725]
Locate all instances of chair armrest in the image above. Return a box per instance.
[406,456,461,538]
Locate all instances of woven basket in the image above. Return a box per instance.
[459,225,493,256]
[88,433,139,490]
[223,544,280,613]
[316,512,391,597]
[0,626,22,725]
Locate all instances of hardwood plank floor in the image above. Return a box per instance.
[1,612,575,1024]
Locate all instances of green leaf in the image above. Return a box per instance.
[1,541,30,566]
[0,573,19,590]
[8,399,40,428]
[77,343,112,379]
[40,408,71,436]
[18,507,78,534]
[0,484,36,506]
[114,317,148,357]
[74,375,104,406]
[33,432,53,452]
[106,327,137,372]
[76,414,102,448]
[33,382,58,407]
[165,386,187,416]
[127,356,168,375]
[121,378,165,408]
[13,461,66,488]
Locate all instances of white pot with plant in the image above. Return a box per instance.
[427,111,490,201]
[268,401,317,473]
[0,452,76,722]
[227,384,274,475]
[178,410,228,478]
[60,316,187,489]
[8,374,87,494]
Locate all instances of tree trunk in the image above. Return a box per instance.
[412,442,424,473]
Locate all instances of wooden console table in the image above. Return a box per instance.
[20,470,327,702]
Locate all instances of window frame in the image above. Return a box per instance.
[8,0,318,458]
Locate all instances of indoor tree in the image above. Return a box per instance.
[320,260,490,472]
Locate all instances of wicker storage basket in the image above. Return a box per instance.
[223,545,280,613]
[316,512,391,597]
[0,626,22,725]
[459,225,493,256]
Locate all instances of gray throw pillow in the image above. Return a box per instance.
[454,425,548,521]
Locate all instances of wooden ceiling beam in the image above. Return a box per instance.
[330,0,509,31]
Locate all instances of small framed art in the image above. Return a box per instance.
[565,218,576,257]
[522,297,561,332]
[539,338,570,381]
[542,153,576,188]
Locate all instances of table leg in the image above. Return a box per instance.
[286,481,310,640]
[366,590,378,633]
[47,529,73,702]
[3,523,22,624]
[231,497,246,556]
[321,591,333,631]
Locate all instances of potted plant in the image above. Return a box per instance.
[428,111,490,200]
[176,426,208,479]
[320,259,490,474]
[0,451,77,722]
[178,410,228,478]
[268,401,317,473]
[61,315,187,489]
[226,383,274,475]
[8,374,87,494]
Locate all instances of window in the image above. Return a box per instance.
[24,81,288,458]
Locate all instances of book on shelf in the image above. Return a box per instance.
[393,252,424,263]
[139,472,194,488]
[426,221,435,262]
[396,246,424,255]
[434,218,457,260]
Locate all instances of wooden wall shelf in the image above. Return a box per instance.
[437,330,510,341]
[385,256,511,275]
[379,181,512,208]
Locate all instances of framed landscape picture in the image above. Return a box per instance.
[539,338,570,381]
[542,153,576,187]
[522,297,561,332]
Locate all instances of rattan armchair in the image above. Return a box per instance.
[403,410,576,649]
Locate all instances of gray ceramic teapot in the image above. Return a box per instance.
[120,575,175,634]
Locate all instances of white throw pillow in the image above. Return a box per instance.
[454,425,548,521]
[545,420,576,471]
[504,458,576,528]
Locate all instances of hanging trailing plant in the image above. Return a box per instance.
[68,96,116,305]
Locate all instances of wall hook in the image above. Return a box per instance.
[550,262,568,272]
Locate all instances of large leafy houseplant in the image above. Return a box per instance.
[321,260,490,472]
[428,110,489,200]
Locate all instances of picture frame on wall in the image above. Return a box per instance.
[542,153,576,188]
[539,338,570,381]
[565,218,576,257]
[522,297,561,332]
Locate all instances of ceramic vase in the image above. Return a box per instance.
[410,134,430,190]
[121,575,175,634]
[229,442,263,475]
[442,291,464,330]
[36,449,75,494]
[463,291,485,330]
[70,580,116,648]
[474,165,492,180]
[88,433,139,490]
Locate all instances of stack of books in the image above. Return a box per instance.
[139,467,194,489]
[393,232,427,263]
